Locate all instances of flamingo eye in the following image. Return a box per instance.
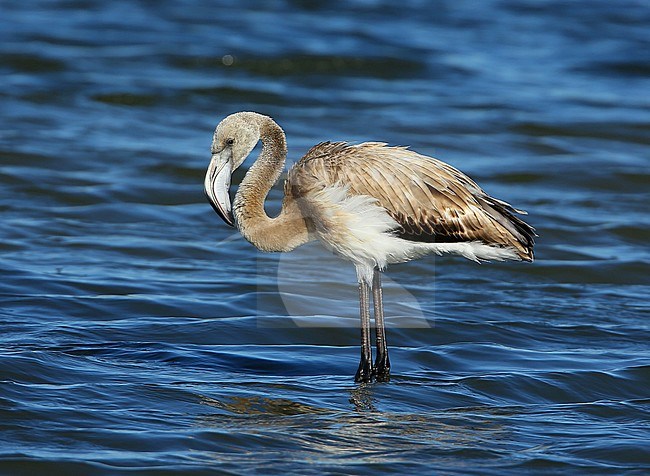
[226,138,235,146]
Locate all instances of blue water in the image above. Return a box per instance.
[1,0,649,474]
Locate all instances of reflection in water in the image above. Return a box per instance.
[349,383,378,412]
[200,394,330,417]
[196,385,512,469]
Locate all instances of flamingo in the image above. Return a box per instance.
[204,111,535,383]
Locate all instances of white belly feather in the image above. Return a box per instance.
[301,185,520,284]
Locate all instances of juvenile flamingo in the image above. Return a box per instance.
[204,112,535,383]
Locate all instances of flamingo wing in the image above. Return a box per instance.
[288,142,535,261]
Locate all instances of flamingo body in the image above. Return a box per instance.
[204,112,535,382]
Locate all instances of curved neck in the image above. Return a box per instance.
[233,118,311,252]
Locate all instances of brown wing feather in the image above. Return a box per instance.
[287,142,535,261]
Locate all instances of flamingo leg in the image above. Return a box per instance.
[354,279,373,383]
[372,269,390,382]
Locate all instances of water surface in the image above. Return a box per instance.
[1,1,649,474]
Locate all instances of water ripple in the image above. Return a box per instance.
[1,0,649,474]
